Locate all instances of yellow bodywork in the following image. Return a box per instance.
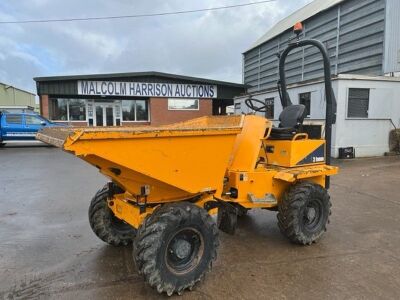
[36,114,338,229]
[264,139,325,167]
[218,115,337,208]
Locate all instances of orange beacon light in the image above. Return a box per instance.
[294,22,303,35]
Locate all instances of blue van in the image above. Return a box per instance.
[0,112,65,146]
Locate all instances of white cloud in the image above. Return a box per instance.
[59,26,126,58]
[0,0,313,92]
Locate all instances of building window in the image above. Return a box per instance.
[299,92,311,117]
[122,100,149,121]
[5,114,22,124]
[265,98,274,119]
[49,98,87,121]
[135,100,149,121]
[68,99,86,121]
[50,98,68,121]
[168,98,199,110]
[347,88,369,118]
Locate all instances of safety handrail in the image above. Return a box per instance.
[278,38,337,188]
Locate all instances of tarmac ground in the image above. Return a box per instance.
[1,144,400,299]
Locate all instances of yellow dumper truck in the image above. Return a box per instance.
[37,24,338,296]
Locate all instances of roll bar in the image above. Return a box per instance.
[278,37,337,188]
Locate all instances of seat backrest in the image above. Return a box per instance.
[279,104,306,128]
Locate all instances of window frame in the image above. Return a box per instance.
[121,99,150,122]
[299,92,311,118]
[167,98,200,111]
[68,99,87,122]
[49,98,87,122]
[346,88,370,119]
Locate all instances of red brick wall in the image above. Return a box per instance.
[121,121,150,126]
[150,97,212,126]
[40,95,49,118]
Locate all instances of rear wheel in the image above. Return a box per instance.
[0,142,5,147]
[89,184,137,246]
[277,181,331,245]
[133,202,219,296]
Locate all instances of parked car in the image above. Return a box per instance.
[0,111,65,146]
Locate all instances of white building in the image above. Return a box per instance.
[235,74,400,157]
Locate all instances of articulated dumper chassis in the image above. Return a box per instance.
[37,24,338,296]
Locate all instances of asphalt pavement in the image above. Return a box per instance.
[1,144,400,299]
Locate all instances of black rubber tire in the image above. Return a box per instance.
[277,181,331,245]
[236,205,249,217]
[89,184,137,246]
[0,142,5,147]
[133,202,219,296]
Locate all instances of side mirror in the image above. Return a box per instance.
[41,121,46,126]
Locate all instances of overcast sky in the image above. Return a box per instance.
[0,0,312,94]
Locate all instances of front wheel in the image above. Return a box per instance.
[277,181,331,245]
[133,202,219,296]
[88,184,137,246]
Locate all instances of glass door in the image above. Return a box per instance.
[105,106,114,126]
[95,105,104,126]
[94,103,115,126]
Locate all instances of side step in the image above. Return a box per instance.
[247,193,277,205]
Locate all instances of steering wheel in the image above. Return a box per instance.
[244,97,267,113]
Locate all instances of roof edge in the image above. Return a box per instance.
[236,74,400,97]
[0,81,36,96]
[34,71,247,88]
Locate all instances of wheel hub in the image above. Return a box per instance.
[171,239,192,259]
[302,199,323,232]
[306,207,316,223]
[166,228,203,275]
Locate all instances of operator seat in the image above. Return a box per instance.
[269,104,307,140]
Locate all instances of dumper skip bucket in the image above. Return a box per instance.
[37,115,245,203]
